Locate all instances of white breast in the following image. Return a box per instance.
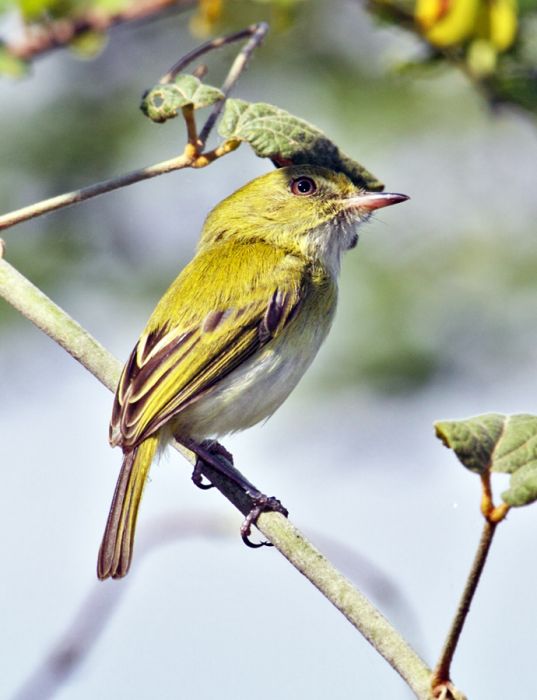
[170,295,336,441]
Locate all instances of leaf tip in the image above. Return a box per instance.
[434,421,451,448]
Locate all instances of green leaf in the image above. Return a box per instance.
[141,75,224,123]
[435,413,537,507]
[218,98,384,191]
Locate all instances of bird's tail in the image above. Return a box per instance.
[97,435,159,580]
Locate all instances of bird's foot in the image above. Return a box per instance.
[179,436,288,548]
[240,494,288,548]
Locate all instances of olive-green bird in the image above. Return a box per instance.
[98,165,408,580]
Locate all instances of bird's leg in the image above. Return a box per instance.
[190,439,232,490]
[183,437,259,495]
[178,436,288,547]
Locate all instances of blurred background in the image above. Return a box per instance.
[1,1,537,698]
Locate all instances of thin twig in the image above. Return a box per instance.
[431,519,498,698]
[0,153,192,232]
[198,22,268,147]
[4,0,196,62]
[0,24,266,232]
[0,256,435,699]
[159,23,265,84]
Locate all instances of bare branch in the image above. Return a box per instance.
[431,472,510,698]
[159,22,267,84]
[4,0,196,62]
[0,153,193,232]
[0,23,266,232]
[431,520,497,699]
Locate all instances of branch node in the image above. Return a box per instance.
[181,104,198,143]
[480,472,510,523]
[431,679,467,700]
[489,502,510,523]
[191,139,241,168]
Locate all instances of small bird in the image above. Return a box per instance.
[98,165,408,580]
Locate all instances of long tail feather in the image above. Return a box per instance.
[97,435,158,580]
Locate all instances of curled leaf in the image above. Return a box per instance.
[435,413,537,507]
[218,98,384,191]
[141,74,224,123]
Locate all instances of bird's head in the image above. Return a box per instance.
[200,165,409,275]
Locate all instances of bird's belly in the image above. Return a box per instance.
[171,304,334,440]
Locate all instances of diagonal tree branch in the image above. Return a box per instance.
[0,253,435,698]
[0,153,191,233]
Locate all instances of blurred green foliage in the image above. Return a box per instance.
[369,0,537,116]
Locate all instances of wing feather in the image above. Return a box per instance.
[110,242,306,449]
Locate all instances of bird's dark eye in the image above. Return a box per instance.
[290,176,317,196]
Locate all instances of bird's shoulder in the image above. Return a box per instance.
[109,241,313,447]
[149,240,308,329]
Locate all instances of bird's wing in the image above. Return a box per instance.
[111,242,306,449]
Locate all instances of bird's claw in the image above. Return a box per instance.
[184,437,288,548]
[240,495,289,548]
[191,458,214,490]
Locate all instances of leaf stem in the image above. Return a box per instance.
[480,472,510,524]
[431,519,498,696]
[0,255,436,699]
[182,104,201,152]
